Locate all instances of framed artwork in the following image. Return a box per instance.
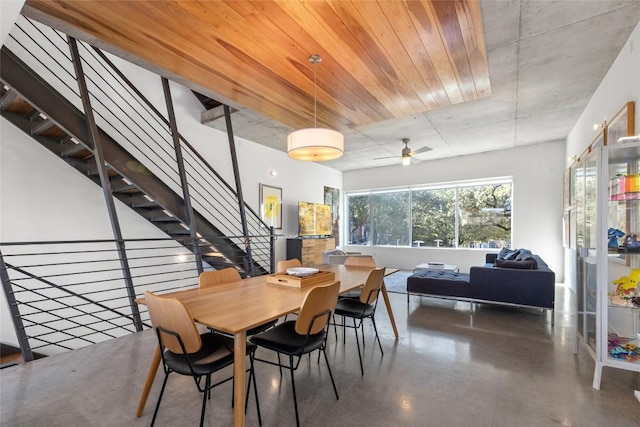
[606,101,635,145]
[259,184,282,229]
[563,168,571,208]
[563,211,570,248]
[324,186,340,243]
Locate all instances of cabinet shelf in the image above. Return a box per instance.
[608,302,640,310]
[575,141,640,390]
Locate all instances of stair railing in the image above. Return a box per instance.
[0,238,227,359]
[3,16,274,274]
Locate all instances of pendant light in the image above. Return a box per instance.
[287,54,344,161]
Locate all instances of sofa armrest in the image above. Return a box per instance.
[469,265,555,309]
[486,253,498,264]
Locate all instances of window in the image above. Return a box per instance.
[371,190,410,246]
[348,194,370,245]
[347,180,512,248]
[412,187,456,247]
[457,183,511,248]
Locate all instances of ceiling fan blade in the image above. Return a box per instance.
[373,155,397,160]
[410,146,432,155]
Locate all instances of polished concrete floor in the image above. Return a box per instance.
[2,286,639,426]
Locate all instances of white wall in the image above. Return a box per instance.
[0,1,24,45]
[343,141,566,278]
[567,22,640,160]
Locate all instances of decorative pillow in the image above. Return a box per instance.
[498,248,519,260]
[503,249,521,260]
[515,249,532,260]
[495,258,536,269]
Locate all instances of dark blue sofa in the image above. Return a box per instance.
[407,252,555,317]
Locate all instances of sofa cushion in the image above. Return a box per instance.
[407,270,471,298]
[495,258,536,269]
[498,248,520,260]
[515,249,532,260]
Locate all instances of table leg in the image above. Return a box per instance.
[136,344,161,417]
[380,282,399,339]
[233,331,247,427]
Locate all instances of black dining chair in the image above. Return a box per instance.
[333,266,386,375]
[144,291,261,427]
[249,281,341,427]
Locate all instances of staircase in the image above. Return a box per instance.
[0,33,271,277]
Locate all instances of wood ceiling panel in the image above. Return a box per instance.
[25,0,490,132]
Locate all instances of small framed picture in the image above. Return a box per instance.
[607,101,635,145]
[259,184,282,229]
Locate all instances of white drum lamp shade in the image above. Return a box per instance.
[287,128,344,161]
[287,54,344,162]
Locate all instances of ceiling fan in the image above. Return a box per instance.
[374,138,432,166]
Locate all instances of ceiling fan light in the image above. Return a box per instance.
[287,128,344,161]
[402,155,411,166]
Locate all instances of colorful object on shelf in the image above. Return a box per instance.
[610,174,640,201]
[619,233,640,253]
[608,333,640,361]
[610,268,640,304]
[608,227,625,248]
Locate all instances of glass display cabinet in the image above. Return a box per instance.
[575,151,598,359]
[576,140,640,389]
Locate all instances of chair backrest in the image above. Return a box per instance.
[295,281,341,335]
[199,267,241,288]
[359,267,386,304]
[145,291,201,354]
[344,256,376,267]
[277,258,302,273]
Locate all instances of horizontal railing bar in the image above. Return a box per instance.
[6,252,195,269]
[7,264,138,325]
[7,259,196,280]
[0,235,271,247]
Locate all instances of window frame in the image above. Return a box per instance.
[345,177,512,249]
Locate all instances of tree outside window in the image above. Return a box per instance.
[371,191,410,246]
[348,195,370,245]
[347,180,512,248]
[457,183,511,248]
[412,188,456,247]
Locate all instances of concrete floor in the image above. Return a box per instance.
[1,287,639,426]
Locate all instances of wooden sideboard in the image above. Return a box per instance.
[286,238,335,266]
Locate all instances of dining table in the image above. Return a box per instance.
[135,263,400,426]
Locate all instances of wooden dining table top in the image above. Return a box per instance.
[140,263,382,335]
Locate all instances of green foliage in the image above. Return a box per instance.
[371,192,410,245]
[457,184,511,247]
[348,195,370,244]
[412,188,456,247]
[347,182,512,248]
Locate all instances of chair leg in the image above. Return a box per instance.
[332,314,338,341]
[321,347,339,401]
[247,353,262,426]
[353,317,364,375]
[288,355,300,427]
[370,316,384,356]
[343,316,346,344]
[150,372,170,427]
[199,374,211,427]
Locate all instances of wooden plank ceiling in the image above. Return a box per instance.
[25,0,491,132]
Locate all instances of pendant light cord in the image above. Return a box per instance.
[309,54,321,129]
[313,57,317,128]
